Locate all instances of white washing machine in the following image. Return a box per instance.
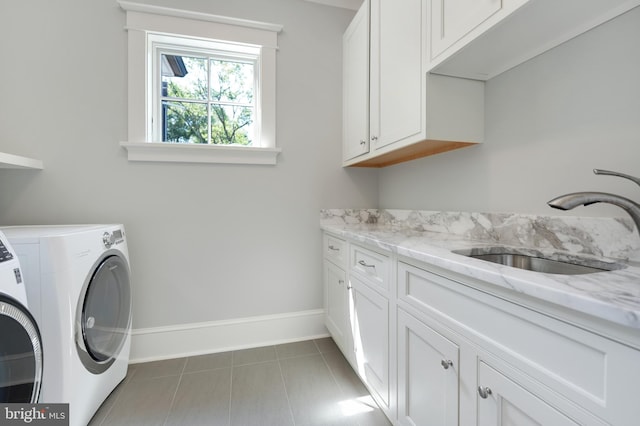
[0,230,43,403]
[1,225,131,426]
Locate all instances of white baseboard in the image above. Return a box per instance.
[129,309,328,363]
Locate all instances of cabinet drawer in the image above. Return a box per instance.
[398,261,640,425]
[323,233,346,266]
[350,243,390,292]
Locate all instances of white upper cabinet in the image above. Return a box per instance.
[428,0,640,80]
[430,0,506,60]
[342,1,370,162]
[342,0,484,167]
[341,0,639,166]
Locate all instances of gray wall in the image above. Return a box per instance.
[380,7,640,219]
[0,0,378,329]
[2,1,637,336]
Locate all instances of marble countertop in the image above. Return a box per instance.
[321,210,640,330]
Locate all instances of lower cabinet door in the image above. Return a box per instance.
[351,275,389,408]
[477,361,580,426]
[324,260,349,352]
[397,308,459,426]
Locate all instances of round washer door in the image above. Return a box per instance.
[0,296,43,403]
[76,253,131,374]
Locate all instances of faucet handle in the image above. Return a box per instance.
[593,169,640,188]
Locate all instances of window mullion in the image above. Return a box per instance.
[160,97,208,104]
[207,57,212,144]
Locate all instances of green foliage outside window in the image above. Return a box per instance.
[162,56,254,145]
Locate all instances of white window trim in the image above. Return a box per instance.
[118,1,283,165]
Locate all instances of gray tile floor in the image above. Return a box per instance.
[89,338,391,426]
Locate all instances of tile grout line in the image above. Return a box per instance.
[228,351,235,426]
[161,358,188,426]
[276,351,298,426]
[314,339,342,391]
[319,350,346,396]
[317,342,359,424]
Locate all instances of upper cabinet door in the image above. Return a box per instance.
[428,0,640,80]
[430,0,503,60]
[342,0,370,162]
[371,0,425,151]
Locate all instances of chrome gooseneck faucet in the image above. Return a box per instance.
[547,169,640,235]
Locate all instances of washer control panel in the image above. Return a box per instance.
[0,231,23,287]
[0,238,15,263]
[102,229,124,249]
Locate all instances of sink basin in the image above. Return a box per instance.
[454,248,625,275]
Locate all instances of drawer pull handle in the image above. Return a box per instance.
[441,359,453,369]
[338,280,344,285]
[358,260,376,268]
[328,245,340,251]
[477,386,492,399]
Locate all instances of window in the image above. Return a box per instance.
[119,1,282,165]
[151,35,259,145]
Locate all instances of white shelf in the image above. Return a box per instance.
[0,152,43,170]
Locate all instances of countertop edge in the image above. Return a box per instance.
[321,223,640,332]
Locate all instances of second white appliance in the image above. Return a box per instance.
[0,230,42,403]
[1,225,132,426]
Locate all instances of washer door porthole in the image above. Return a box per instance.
[76,253,131,374]
[0,296,43,403]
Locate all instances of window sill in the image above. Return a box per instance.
[120,142,282,165]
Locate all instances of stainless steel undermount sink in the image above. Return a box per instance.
[453,248,626,275]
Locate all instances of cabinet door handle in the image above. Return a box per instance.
[338,279,344,285]
[328,245,340,251]
[359,140,366,145]
[477,386,492,399]
[371,135,378,141]
[441,359,453,369]
[358,260,376,269]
